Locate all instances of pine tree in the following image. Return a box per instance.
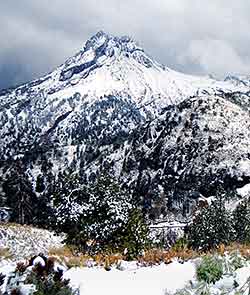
[3,162,37,224]
[52,171,84,233]
[118,208,149,259]
[55,172,133,252]
[188,197,234,251]
[233,198,250,243]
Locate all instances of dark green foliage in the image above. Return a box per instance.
[3,162,37,224]
[233,198,250,243]
[52,171,81,208]
[61,173,133,253]
[1,161,54,227]
[172,237,189,252]
[196,255,224,284]
[187,191,250,250]
[33,194,56,228]
[117,208,149,259]
[35,175,46,193]
[52,171,83,233]
[26,258,74,295]
[188,197,234,251]
[59,172,149,256]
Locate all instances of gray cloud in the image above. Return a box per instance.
[0,0,250,90]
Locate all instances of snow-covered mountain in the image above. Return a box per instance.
[225,75,250,88]
[0,31,250,222]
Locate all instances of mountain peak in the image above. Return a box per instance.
[59,31,157,81]
[83,31,142,53]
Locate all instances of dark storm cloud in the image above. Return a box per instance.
[0,0,250,90]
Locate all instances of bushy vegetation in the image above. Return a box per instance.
[196,255,224,284]
[53,172,149,257]
[166,253,249,295]
[4,161,250,260]
[188,197,234,251]
[187,195,250,251]
[1,161,55,227]
[3,256,76,295]
[26,261,74,295]
[115,208,149,259]
[233,199,250,243]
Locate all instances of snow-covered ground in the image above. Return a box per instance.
[64,260,196,295]
[63,259,250,295]
[1,254,250,295]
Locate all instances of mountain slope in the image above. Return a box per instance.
[0,31,250,222]
[87,95,250,219]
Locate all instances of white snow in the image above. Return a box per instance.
[150,221,187,229]
[32,256,46,267]
[238,160,250,177]
[237,183,250,197]
[236,265,250,289]
[64,260,196,295]
[0,262,16,294]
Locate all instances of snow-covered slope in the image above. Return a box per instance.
[225,75,250,88]
[0,31,250,222]
[0,31,249,160]
[1,31,247,117]
[78,95,250,220]
[0,224,64,260]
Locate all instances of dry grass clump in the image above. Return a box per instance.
[224,243,250,259]
[49,246,87,267]
[200,243,250,260]
[94,253,124,266]
[138,249,170,266]
[138,243,250,266]
[49,246,73,257]
[49,246,126,268]
[48,244,201,268]
[0,247,12,259]
[138,247,200,266]
[48,242,250,269]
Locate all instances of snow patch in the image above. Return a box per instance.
[237,183,250,197]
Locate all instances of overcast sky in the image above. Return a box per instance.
[0,0,250,90]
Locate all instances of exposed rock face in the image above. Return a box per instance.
[0,31,250,222]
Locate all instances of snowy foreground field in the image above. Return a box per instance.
[65,261,250,295]
[0,260,195,295]
[2,258,250,295]
[64,260,195,295]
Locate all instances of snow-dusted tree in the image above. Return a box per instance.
[233,198,250,243]
[188,197,234,251]
[54,172,133,252]
[3,162,37,224]
[52,171,84,233]
[117,208,149,259]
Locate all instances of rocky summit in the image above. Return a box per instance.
[0,31,250,222]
